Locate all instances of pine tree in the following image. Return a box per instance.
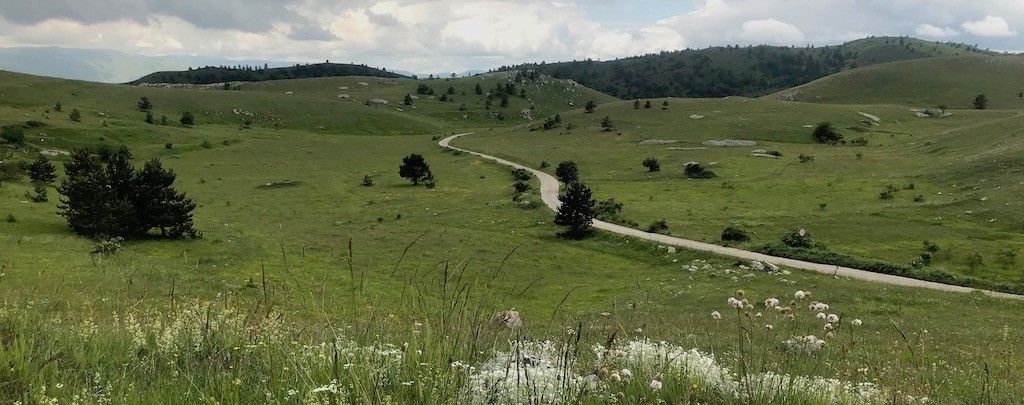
[137,97,153,111]
[554,181,596,239]
[555,161,578,184]
[27,154,57,202]
[134,159,199,238]
[399,153,432,185]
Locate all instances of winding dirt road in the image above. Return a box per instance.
[440,133,1022,300]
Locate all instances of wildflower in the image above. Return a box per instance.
[816,313,827,320]
[755,312,762,317]
[620,368,633,378]
[794,290,807,300]
[827,314,839,323]
[764,298,780,308]
[610,372,621,382]
[650,379,663,391]
[852,319,863,326]
[811,302,829,312]
[824,323,834,332]
[727,297,743,308]
[233,378,242,386]
[711,311,722,320]
[736,289,745,297]
[765,324,774,330]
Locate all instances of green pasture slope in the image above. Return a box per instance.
[1,67,1023,403]
[456,55,1024,292]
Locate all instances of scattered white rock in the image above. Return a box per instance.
[689,114,705,120]
[751,261,766,271]
[338,86,349,90]
[752,149,767,154]
[639,139,678,146]
[802,125,814,128]
[751,153,780,159]
[492,310,522,328]
[667,246,677,254]
[766,262,780,273]
[337,94,350,99]
[858,112,881,124]
[520,109,534,120]
[703,139,757,147]
[369,98,389,105]
[358,82,369,86]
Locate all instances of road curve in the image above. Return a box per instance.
[439,133,1023,300]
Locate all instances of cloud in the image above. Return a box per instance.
[738,19,805,44]
[961,15,1017,37]
[915,24,959,38]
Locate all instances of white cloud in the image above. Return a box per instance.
[961,15,1017,37]
[738,19,804,44]
[915,24,959,38]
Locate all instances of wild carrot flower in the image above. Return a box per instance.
[711,311,722,320]
[816,313,827,320]
[827,314,839,323]
[852,319,863,326]
[727,297,743,309]
[621,368,633,378]
[764,298,780,308]
[650,380,663,391]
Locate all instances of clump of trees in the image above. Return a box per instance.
[180,111,195,127]
[58,146,200,239]
[399,153,433,185]
[811,122,842,144]
[1,125,25,145]
[554,181,595,239]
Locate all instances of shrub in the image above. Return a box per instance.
[69,109,82,122]
[850,137,868,146]
[767,150,783,157]
[757,243,911,276]
[584,100,597,113]
[973,94,988,110]
[5,213,14,223]
[721,226,750,242]
[513,181,531,193]
[1,126,25,145]
[200,140,213,149]
[646,219,669,234]
[539,161,550,169]
[811,122,842,144]
[781,228,815,249]
[91,236,124,255]
[511,168,531,181]
[798,154,814,163]
[684,163,715,179]
[180,111,195,126]
[165,143,173,149]
[642,157,660,172]
[361,175,374,187]
[965,252,984,273]
[595,198,623,217]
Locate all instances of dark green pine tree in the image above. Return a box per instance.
[399,153,432,185]
[554,181,596,239]
[105,146,140,237]
[27,154,57,202]
[134,159,200,238]
[58,149,117,237]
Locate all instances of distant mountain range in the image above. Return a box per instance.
[131,63,406,85]
[0,46,301,83]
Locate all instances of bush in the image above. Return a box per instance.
[684,163,715,179]
[5,213,15,223]
[642,157,660,172]
[798,154,814,163]
[513,181,531,193]
[362,175,374,187]
[721,226,750,242]
[165,143,173,149]
[511,168,531,181]
[767,150,783,157]
[554,181,596,239]
[539,161,550,169]
[180,111,195,126]
[850,137,868,146]
[69,109,82,122]
[646,219,669,234]
[973,94,988,110]
[811,122,842,144]
[91,236,124,255]
[781,228,815,249]
[200,140,213,149]
[1,126,25,145]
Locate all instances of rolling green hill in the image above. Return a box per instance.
[129,62,405,85]
[770,55,1024,109]
[500,37,993,99]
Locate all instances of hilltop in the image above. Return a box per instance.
[130,62,405,85]
[770,55,1024,109]
[500,37,994,99]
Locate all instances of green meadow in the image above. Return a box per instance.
[1,59,1024,404]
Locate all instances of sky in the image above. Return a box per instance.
[0,0,1021,73]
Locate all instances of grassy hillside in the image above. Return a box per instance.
[2,69,1024,403]
[456,97,1024,292]
[771,55,1024,109]
[500,37,992,99]
[130,62,405,85]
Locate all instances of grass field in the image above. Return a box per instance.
[455,96,1024,289]
[2,66,1024,403]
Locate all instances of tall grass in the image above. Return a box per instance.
[6,253,1018,404]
